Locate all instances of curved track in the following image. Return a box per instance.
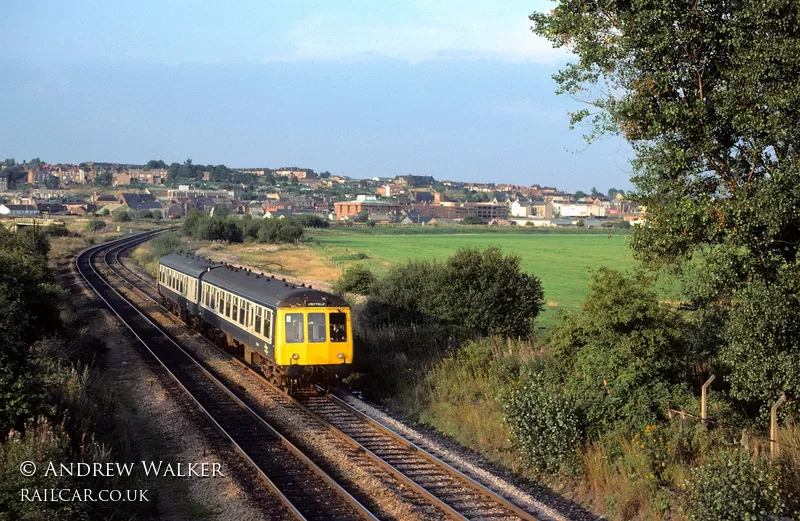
[76,232,378,521]
[100,234,546,521]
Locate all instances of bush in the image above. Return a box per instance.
[364,247,544,338]
[334,265,375,295]
[549,268,692,438]
[150,232,193,258]
[461,215,486,225]
[683,448,793,521]
[113,211,132,222]
[354,211,370,223]
[501,371,583,475]
[296,214,329,228]
[85,220,106,232]
[136,209,153,219]
[257,218,304,244]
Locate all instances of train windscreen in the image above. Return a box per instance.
[329,312,347,342]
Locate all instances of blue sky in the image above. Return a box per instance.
[0,1,633,191]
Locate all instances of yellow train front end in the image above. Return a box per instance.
[274,307,354,381]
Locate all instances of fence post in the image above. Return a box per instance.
[770,393,787,460]
[701,375,716,425]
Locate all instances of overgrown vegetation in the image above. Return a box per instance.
[0,226,153,520]
[333,264,375,295]
[358,259,800,519]
[132,232,195,277]
[183,209,304,244]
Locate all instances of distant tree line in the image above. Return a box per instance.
[182,210,310,244]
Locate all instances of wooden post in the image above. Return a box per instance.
[770,394,787,460]
[701,375,716,424]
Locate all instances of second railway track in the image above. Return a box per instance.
[88,231,550,521]
[77,232,378,521]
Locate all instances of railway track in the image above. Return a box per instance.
[99,234,548,521]
[76,232,378,521]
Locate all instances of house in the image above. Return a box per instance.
[37,202,67,215]
[248,203,264,217]
[0,176,8,191]
[118,192,162,213]
[66,204,89,216]
[166,204,184,219]
[368,213,396,224]
[92,192,118,206]
[112,173,131,186]
[0,204,40,216]
[27,170,49,185]
[265,210,292,219]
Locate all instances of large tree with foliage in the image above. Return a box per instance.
[532,0,800,419]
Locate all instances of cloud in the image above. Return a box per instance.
[264,11,569,64]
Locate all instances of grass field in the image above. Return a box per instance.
[307,227,640,325]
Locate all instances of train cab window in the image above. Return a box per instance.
[330,312,347,342]
[308,313,326,343]
[285,313,304,343]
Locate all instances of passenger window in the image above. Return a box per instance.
[225,295,231,317]
[330,312,347,342]
[308,313,326,343]
[254,308,262,334]
[285,313,304,343]
[239,305,245,324]
[264,310,273,342]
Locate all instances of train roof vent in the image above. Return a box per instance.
[284,283,289,287]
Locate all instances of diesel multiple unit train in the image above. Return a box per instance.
[157,253,353,384]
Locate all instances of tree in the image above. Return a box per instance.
[95,170,112,187]
[146,159,166,170]
[86,220,106,232]
[113,212,132,223]
[549,268,691,437]
[333,265,375,295]
[461,215,486,225]
[366,247,544,338]
[574,190,587,199]
[353,211,370,223]
[532,0,800,417]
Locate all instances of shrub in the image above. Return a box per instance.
[296,214,329,228]
[501,371,582,475]
[257,218,304,244]
[461,215,486,225]
[683,448,792,521]
[364,247,544,338]
[113,211,132,222]
[85,220,106,232]
[150,232,193,258]
[354,211,369,223]
[550,268,693,438]
[334,265,375,295]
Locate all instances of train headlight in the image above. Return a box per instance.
[291,353,299,360]
[337,353,345,360]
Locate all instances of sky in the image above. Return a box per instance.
[0,1,633,191]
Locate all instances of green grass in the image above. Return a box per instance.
[309,228,639,325]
